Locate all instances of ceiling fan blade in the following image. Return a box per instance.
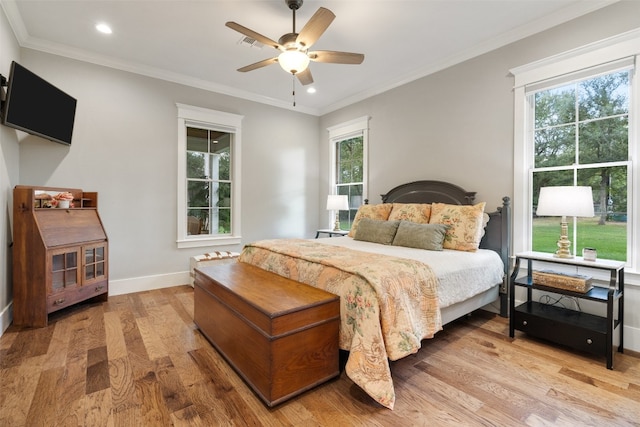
[296,68,313,86]
[308,50,365,64]
[237,57,278,72]
[225,22,283,50]
[296,7,335,49]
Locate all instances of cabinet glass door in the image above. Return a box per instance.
[50,248,79,294]
[84,244,107,283]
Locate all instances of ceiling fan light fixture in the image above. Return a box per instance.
[278,49,310,74]
[227,3,362,87]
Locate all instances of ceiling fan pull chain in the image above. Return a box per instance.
[292,74,296,107]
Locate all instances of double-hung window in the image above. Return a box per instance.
[176,104,243,248]
[328,117,369,230]
[186,127,232,235]
[531,67,631,261]
[512,30,639,270]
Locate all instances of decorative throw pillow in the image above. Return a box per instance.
[348,204,393,237]
[388,203,431,223]
[392,221,448,251]
[353,218,400,245]
[429,202,487,251]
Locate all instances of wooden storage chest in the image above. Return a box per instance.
[194,262,340,406]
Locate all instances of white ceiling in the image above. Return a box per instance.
[1,0,615,115]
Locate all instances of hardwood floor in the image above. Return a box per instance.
[1,284,639,426]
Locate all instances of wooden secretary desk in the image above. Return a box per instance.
[12,186,109,327]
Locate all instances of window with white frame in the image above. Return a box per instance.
[176,104,243,248]
[328,116,369,230]
[186,127,232,236]
[512,30,639,270]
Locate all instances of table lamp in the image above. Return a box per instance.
[326,195,349,231]
[536,186,595,258]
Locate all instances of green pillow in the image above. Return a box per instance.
[353,218,400,245]
[392,221,448,251]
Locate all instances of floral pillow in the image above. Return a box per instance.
[388,203,431,224]
[348,204,393,237]
[429,202,486,251]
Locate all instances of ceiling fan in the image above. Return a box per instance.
[225,0,365,86]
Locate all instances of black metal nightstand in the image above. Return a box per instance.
[509,251,624,369]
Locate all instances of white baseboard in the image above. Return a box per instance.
[0,301,13,336]
[623,324,640,353]
[108,271,191,296]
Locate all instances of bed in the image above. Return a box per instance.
[238,180,511,409]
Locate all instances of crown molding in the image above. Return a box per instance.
[1,0,617,117]
[319,0,618,115]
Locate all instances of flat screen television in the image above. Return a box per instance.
[1,61,77,145]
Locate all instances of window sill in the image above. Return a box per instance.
[177,235,242,249]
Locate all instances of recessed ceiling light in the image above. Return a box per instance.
[307,87,316,94]
[95,23,112,34]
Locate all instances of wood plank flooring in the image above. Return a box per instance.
[1,284,639,426]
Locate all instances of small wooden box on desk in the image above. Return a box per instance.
[12,186,109,327]
[509,251,624,369]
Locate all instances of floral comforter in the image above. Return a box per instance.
[239,239,442,409]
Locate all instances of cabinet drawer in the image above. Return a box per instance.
[47,281,108,313]
[514,302,606,356]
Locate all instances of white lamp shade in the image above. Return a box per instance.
[278,50,310,74]
[326,195,349,211]
[536,186,595,217]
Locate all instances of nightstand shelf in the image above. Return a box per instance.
[513,275,622,303]
[509,251,624,369]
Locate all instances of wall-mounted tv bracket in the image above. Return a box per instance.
[0,74,6,104]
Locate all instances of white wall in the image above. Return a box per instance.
[13,50,319,295]
[319,1,640,351]
[0,5,21,334]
